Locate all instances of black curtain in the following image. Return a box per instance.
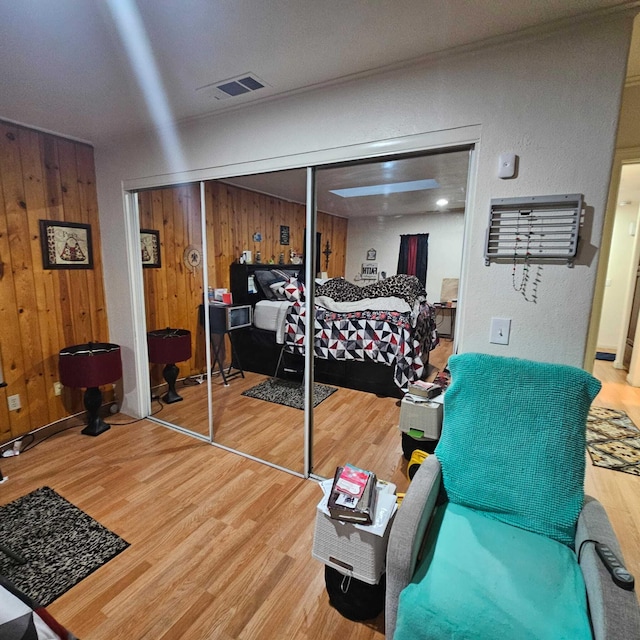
[397,233,429,287]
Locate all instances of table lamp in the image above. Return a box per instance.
[58,342,122,436]
[147,328,192,404]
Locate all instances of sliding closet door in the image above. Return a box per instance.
[203,169,309,474]
[310,150,470,481]
[138,183,210,440]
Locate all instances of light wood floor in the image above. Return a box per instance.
[0,355,637,638]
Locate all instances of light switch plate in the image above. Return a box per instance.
[490,317,511,345]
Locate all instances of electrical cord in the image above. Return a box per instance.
[3,397,165,456]
[577,538,599,563]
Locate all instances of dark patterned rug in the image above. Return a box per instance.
[0,486,129,606]
[587,406,640,476]
[241,378,337,409]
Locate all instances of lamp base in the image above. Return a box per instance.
[162,389,184,404]
[162,363,183,404]
[82,386,111,437]
[81,417,111,437]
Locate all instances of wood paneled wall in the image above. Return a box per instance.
[0,120,109,443]
[140,179,348,381]
[138,184,206,384]
[205,180,348,291]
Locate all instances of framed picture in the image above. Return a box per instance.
[140,229,161,268]
[39,220,93,269]
[366,248,377,261]
[361,262,378,280]
[280,225,290,245]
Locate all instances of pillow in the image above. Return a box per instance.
[280,277,305,302]
[435,353,601,546]
[254,269,295,300]
[269,281,288,300]
[316,277,364,302]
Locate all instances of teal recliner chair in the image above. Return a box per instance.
[386,353,640,639]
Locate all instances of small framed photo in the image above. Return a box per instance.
[140,229,161,268]
[361,262,378,280]
[39,220,93,269]
[366,248,377,261]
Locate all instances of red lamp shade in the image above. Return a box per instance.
[59,342,122,389]
[147,329,192,364]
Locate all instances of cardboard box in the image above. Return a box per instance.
[398,396,443,440]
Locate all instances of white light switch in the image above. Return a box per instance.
[490,317,511,345]
[498,153,517,179]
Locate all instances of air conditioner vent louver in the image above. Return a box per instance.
[484,194,583,267]
[197,73,268,101]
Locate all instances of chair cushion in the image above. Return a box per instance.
[435,353,601,546]
[394,502,592,640]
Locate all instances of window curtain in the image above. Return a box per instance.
[397,233,429,287]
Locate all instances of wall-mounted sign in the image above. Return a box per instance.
[366,248,377,261]
[280,225,290,245]
[361,262,378,280]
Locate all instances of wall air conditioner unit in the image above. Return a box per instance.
[196,73,268,101]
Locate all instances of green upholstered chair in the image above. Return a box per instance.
[386,353,640,640]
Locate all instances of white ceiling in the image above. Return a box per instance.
[0,0,638,146]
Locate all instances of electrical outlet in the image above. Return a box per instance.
[8,394,21,411]
[53,381,63,396]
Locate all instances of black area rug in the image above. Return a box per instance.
[241,378,337,409]
[0,486,129,606]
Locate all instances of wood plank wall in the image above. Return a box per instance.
[140,180,348,381]
[0,120,109,444]
[138,184,206,385]
[205,180,347,290]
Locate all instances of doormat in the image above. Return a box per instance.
[241,378,337,409]
[0,486,130,606]
[587,406,640,476]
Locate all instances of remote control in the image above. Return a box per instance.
[595,543,635,590]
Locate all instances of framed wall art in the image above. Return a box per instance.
[39,220,93,269]
[140,229,161,268]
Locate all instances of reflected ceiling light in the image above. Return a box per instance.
[330,179,439,198]
[436,198,449,206]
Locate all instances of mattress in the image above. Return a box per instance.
[253,300,291,344]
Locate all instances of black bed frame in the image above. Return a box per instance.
[229,262,404,398]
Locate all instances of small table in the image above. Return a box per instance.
[199,304,246,386]
[312,478,397,619]
[433,302,457,340]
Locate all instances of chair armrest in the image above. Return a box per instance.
[575,495,640,640]
[385,455,442,639]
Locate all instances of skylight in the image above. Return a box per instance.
[330,179,440,198]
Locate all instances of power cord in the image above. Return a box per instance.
[2,397,165,456]
[577,539,599,563]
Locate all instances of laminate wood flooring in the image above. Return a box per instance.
[0,354,636,638]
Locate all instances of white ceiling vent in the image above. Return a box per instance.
[197,73,268,101]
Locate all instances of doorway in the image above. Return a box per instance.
[594,159,640,379]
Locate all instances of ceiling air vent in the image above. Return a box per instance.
[197,73,268,101]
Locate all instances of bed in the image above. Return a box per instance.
[229,263,438,397]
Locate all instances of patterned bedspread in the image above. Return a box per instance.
[283,300,438,389]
